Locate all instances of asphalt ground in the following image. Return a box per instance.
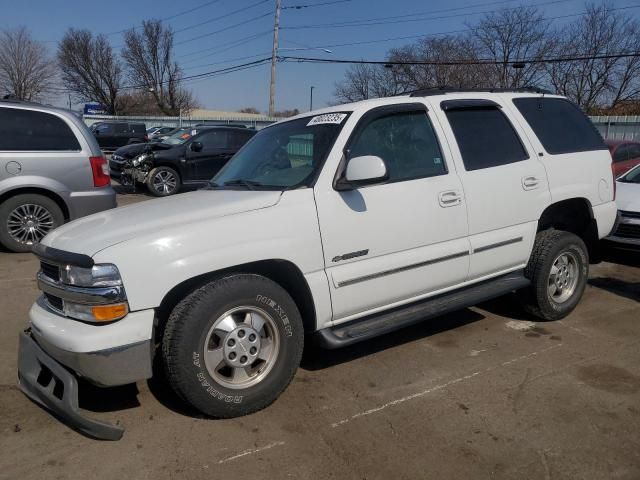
[1,188,639,480]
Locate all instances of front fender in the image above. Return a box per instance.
[93,189,327,312]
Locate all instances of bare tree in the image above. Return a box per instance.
[333,63,404,102]
[388,36,492,91]
[239,107,260,114]
[58,29,124,114]
[548,3,640,112]
[0,27,56,101]
[273,108,300,118]
[122,20,196,116]
[471,6,556,88]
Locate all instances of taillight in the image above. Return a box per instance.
[144,135,149,142]
[90,156,110,187]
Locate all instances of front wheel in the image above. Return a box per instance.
[522,230,589,321]
[162,274,304,418]
[147,166,181,196]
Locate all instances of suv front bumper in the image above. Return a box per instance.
[17,301,156,439]
[18,331,125,440]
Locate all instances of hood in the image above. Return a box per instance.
[42,189,282,256]
[113,142,174,159]
[616,181,640,212]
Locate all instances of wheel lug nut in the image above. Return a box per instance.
[228,339,235,347]
[238,329,245,338]
[229,352,236,360]
[250,347,257,355]
[240,355,247,364]
[249,334,256,342]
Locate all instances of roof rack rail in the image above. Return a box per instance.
[408,86,553,97]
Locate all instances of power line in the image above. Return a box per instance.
[279,51,640,66]
[283,0,574,29]
[174,0,270,34]
[180,30,272,60]
[283,0,352,9]
[105,0,223,36]
[120,57,273,90]
[183,52,273,71]
[284,4,640,51]
[175,11,273,46]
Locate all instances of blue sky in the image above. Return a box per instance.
[2,0,639,113]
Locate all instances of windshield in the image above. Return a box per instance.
[162,128,196,146]
[212,113,350,189]
[619,165,640,183]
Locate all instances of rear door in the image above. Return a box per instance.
[113,123,128,148]
[432,97,550,281]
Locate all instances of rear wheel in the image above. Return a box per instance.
[522,229,589,320]
[162,274,304,418]
[0,194,64,252]
[147,166,180,196]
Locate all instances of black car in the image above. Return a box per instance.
[110,126,256,196]
[91,121,148,151]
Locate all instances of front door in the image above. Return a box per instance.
[314,104,470,323]
[187,130,234,181]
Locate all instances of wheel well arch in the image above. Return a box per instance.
[537,197,600,262]
[0,187,70,220]
[152,162,182,180]
[155,259,317,341]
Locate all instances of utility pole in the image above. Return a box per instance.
[309,86,314,111]
[269,0,282,117]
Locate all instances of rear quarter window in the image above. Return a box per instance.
[0,107,81,151]
[512,97,606,155]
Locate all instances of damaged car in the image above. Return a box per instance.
[109,126,255,196]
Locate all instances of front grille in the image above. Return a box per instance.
[620,210,640,220]
[44,293,64,312]
[40,261,60,282]
[615,223,640,239]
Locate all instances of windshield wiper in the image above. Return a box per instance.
[223,179,264,190]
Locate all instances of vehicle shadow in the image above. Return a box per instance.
[300,308,485,371]
[600,243,640,268]
[474,292,538,322]
[588,277,640,302]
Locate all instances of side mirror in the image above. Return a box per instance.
[337,155,388,190]
[190,141,203,152]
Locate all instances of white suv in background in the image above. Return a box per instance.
[18,89,617,440]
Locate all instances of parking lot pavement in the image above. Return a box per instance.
[1,195,639,479]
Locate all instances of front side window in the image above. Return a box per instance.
[197,130,227,150]
[212,113,349,189]
[0,107,80,151]
[445,107,529,171]
[348,110,446,182]
[513,97,606,154]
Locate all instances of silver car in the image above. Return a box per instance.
[0,100,116,252]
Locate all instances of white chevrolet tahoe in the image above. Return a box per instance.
[18,89,617,439]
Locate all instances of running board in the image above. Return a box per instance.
[314,271,529,349]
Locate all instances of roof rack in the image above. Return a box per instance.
[408,86,552,97]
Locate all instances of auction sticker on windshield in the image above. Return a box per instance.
[307,113,348,126]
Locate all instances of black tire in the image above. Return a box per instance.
[0,194,64,253]
[162,274,304,418]
[522,229,589,321]
[146,166,181,197]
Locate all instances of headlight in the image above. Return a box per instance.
[60,264,123,287]
[39,262,128,323]
[132,153,151,167]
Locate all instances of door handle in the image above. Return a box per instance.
[522,176,540,190]
[438,190,462,207]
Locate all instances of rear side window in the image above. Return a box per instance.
[130,124,146,134]
[513,97,606,154]
[0,107,81,151]
[445,107,528,171]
